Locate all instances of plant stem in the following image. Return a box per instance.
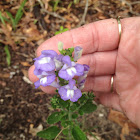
[82,115,86,131]
[68,101,73,140]
[54,126,68,140]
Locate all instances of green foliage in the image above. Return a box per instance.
[62,128,69,136]
[74,0,79,4]
[0,11,5,25]
[53,0,60,11]
[72,125,87,140]
[49,0,60,11]
[80,101,97,114]
[37,126,60,139]
[38,92,97,140]
[61,120,72,128]
[51,95,69,109]
[15,0,27,25]
[47,112,63,124]
[58,44,74,61]
[0,0,27,30]
[72,113,78,119]
[55,26,69,35]
[6,11,16,30]
[4,45,11,66]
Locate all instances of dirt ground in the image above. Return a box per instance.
[0,0,140,140]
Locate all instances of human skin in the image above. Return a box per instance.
[28,17,140,128]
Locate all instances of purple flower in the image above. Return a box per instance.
[78,64,90,90]
[34,50,58,72]
[58,80,82,102]
[34,74,56,89]
[74,46,83,61]
[54,54,64,70]
[58,56,84,80]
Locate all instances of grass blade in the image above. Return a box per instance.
[3,16,10,23]
[15,0,27,25]
[4,45,11,66]
[6,11,16,30]
[0,11,5,25]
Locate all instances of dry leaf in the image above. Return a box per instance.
[108,109,138,132]
[29,124,43,136]
[120,123,130,140]
[20,62,31,67]
[21,69,28,77]
[0,73,10,78]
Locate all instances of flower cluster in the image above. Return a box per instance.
[33,43,89,102]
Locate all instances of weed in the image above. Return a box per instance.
[4,45,11,66]
[0,0,27,30]
[55,26,68,35]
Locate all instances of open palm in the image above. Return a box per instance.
[28,17,140,128]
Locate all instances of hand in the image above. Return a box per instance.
[28,17,140,128]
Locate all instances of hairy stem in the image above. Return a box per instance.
[68,101,73,140]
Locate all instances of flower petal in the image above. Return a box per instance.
[35,59,55,71]
[74,46,83,61]
[59,87,69,101]
[34,80,40,89]
[59,66,77,80]
[75,64,84,76]
[50,81,60,88]
[70,89,82,102]
[41,50,58,58]
[54,58,63,70]
[62,55,71,66]
[40,74,56,87]
[83,64,90,72]
[69,79,76,89]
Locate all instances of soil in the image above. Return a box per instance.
[0,0,140,140]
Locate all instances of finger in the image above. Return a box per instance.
[29,66,112,93]
[94,91,122,112]
[36,18,120,57]
[28,65,38,82]
[78,50,117,76]
[40,75,113,93]
[83,75,112,92]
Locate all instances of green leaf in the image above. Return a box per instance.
[3,16,10,23]
[72,113,78,119]
[80,102,97,114]
[60,114,68,121]
[59,98,69,108]
[15,0,27,25]
[47,112,62,124]
[0,11,5,25]
[37,126,60,139]
[79,94,88,103]
[55,26,68,35]
[58,41,63,51]
[78,110,84,116]
[6,11,16,30]
[53,0,60,11]
[61,120,72,127]
[70,104,77,111]
[62,128,68,136]
[68,47,74,53]
[72,125,87,140]
[4,45,11,66]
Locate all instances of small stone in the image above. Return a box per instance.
[99,113,104,117]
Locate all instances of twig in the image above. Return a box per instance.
[42,9,66,22]
[131,1,140,5]
[77,0,89,27]
[120,0,140,16]
[54,126,69,140]
[37,0,66,22]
